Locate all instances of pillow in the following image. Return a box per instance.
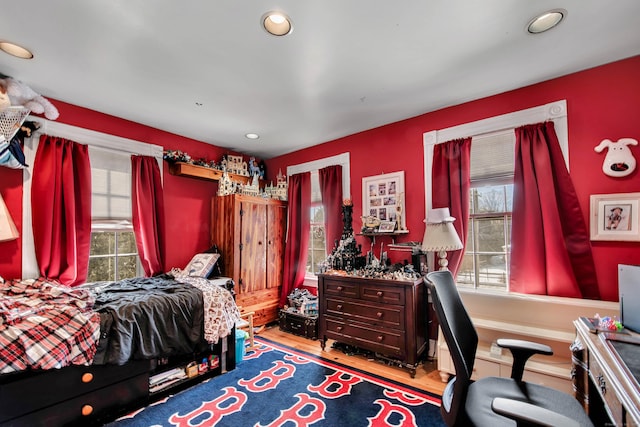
[182,253,220,278]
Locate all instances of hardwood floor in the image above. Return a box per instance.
[257,324,447,396]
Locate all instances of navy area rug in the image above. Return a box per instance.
[109,337,445,427]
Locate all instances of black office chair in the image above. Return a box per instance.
[425,270,593,427]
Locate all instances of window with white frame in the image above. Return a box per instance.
[457,132,514,290]
[86,147,141,282]
[286,153,351,280]
[423,100,568,292]
[21,118,163,281]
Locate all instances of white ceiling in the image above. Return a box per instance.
[1,1,639,159]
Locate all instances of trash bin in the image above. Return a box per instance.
[235,329,247,364]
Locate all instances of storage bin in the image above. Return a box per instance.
[235,329,247,364]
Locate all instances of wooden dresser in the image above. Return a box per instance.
[212,194,287,326]
[317,273,427,377]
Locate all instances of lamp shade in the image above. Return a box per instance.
[422,221,463,252]
[0,193,19,242]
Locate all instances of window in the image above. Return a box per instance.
[457,131,514,291]
[87,146,141,282]
[307,203,327,274]
[423,100,568,293]
[287,153,351,281]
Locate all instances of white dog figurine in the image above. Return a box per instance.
[594,138,637,177]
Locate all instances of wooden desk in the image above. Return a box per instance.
[573,319,640,426]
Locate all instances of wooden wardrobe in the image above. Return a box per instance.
[211,194,287,326]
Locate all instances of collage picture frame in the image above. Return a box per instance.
[362,171,405,231]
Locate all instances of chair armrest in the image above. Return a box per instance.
[491,397,580,427]
[497,339,553,381]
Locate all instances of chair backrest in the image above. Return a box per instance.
[425,270,478,426]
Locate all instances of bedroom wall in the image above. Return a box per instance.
[265,55,640,302]
[0,100,236,280]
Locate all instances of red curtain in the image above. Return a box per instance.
[431,138,472,277]
[131,156,166,276]
[280,172,311,307]
[31,135,92,286]
[511,122,599,299]
[319,165,343,254]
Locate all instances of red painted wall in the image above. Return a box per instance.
[266,56,640,302]
[0,100,237,279]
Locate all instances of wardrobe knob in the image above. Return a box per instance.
[81,373,94,383]
[81,405,93,416]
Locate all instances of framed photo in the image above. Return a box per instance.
[590,192,640,241]
[377,221,397,233]
[362,171,406,231]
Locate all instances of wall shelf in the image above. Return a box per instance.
[168,162,253,185]
[357,230,410,244]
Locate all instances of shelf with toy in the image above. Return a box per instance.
[168,162,259,185]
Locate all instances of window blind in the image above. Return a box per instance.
[470,130,515,181]
[88,146,131,221]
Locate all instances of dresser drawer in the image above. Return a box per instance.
[360,283,405,305]
[325,297,403,330]
[322,278,359,299]
[1,373,148,427]
[323,317,404,359]
[0,360,149,422]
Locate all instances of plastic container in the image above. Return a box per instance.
[235,329,247,364]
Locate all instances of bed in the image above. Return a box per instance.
[0,271,241,427]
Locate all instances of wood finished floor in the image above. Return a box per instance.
[257,324,447,396]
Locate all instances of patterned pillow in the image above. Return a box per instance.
[178,253,220,278]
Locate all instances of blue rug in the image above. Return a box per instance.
[109,337,445,426]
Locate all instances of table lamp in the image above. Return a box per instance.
[422,208,463,271]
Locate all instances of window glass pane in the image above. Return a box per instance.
[88,256,115,282]
[117,231,137,254]
[91,232,114,255]
[475,253,508,289]
[117,255,138,280]
[474,218,506,253]
[456,254,476,288]
[475,186,506,213]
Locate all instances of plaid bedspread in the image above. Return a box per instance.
[0,278,101,374]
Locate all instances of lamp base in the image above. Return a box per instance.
[437,250,449,271]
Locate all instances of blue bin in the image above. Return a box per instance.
[235,329,247,364]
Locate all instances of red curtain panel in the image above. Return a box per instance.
[319,165,343,254]
[431,138,472,277]
[31,135,91,286]
[280,172,311,307]
[131,155,166,276]
[511,122,599,299]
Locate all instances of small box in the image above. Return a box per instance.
[279,309,318,340]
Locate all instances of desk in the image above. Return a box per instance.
[573,319,640,426]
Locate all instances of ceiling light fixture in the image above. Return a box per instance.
[527,9,566,34]
[262,11,293,36]
[0,41,34,59]
[245,133,260,140]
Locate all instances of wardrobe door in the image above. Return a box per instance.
[266,203,287,291]
[239,201,267,294]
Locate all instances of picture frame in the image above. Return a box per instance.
[590,192,640,241]
[377,220,397,233]
[362,171,406,231]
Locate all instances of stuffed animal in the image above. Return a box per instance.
[0,75,59,120]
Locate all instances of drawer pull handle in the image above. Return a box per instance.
[81,405,94,416]
[376,312,383,318]
[81,372,94,383]
[376,291,383,297]
[337,304,343,311]
[376,335,384,342]
[597,374,607,395]
[336,286,343,291]
[336,326,343,332]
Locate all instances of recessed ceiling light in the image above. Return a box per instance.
[262,11,293,36]
[245,133,260,140]
[527,9,566,34]
[0,41,34,59]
